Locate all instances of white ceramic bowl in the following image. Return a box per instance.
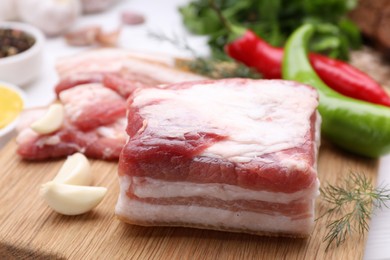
[0,22,45,87]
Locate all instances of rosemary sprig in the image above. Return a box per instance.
[319,172,390,251]
[147,31,261,79]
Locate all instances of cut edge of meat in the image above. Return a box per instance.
[115,176,315,238]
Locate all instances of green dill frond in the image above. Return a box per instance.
[147,30,261,79]
[319,172,390,251]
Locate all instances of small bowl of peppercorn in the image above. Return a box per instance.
[0,22,45,87]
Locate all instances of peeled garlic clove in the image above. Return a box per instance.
[40,182,107,215]
[96,28,121,47]
[121,11,145,26]
[30,103,64,134]
[64,26,101,47]
[53,153,92,186]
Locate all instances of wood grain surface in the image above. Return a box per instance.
[0,138,378,260]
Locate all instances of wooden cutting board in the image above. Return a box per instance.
[0,139,378,260]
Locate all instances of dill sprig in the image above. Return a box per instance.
[147,30,261,79]
[319,172,390,251]
[148,31,198,57]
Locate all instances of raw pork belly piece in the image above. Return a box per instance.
[16,49,206,161]
[54,48,207,96]
[116,79,321,237]
[16,84,127,160]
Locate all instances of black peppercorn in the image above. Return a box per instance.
[0,28,36,58]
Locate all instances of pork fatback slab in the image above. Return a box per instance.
[116,79,321,237]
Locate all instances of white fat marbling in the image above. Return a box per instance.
[59,83,124,123]
[96,118,127,139]
[133,80,318,163]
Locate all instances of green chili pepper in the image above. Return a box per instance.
[282,24,390,157]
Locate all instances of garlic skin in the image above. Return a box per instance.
[80,0,119,14]
[30,103,64,134]
[0,0,18,21]
[53,153,92,186]
[40,182,107,215]
[16,0,81,36]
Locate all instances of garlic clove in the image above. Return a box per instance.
[30,103,64,134]
[64,26,101,47]
[96,28,121,47]
[121,11,145,25]
[40,182,107,215]
[53,153,92,186]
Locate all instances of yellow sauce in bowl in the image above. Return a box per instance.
[0,85,24,129]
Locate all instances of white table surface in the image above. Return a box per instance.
[1,1,389,259]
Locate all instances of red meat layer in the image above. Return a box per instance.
[17,126,124,160]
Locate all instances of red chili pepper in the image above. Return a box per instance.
[226,30,390,107]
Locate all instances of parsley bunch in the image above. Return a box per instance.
[180,0,361,60]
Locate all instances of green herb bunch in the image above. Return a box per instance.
[180,0,361,60]
[319,173,390,251]
[148,31,261,79]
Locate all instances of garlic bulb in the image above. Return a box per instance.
[0,0,18,21]
[80,0,119,13]
[16,0,81,36]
